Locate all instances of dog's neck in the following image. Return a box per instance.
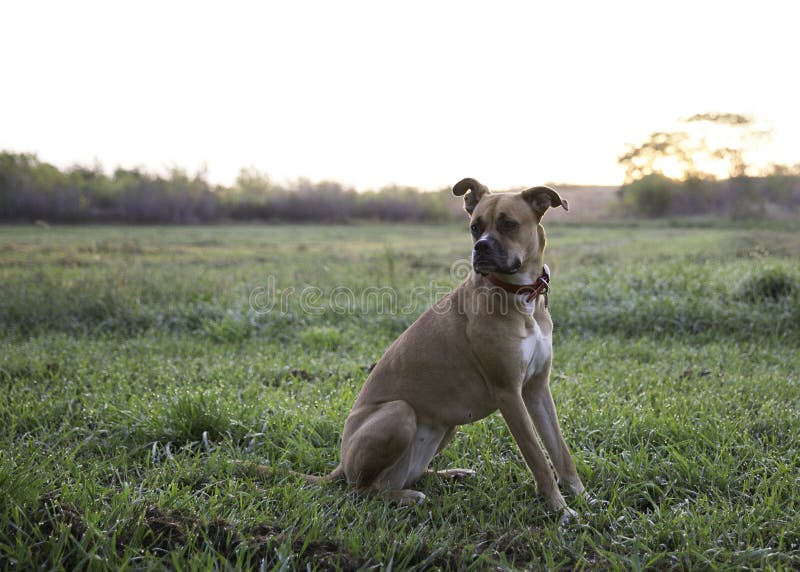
[491,269,536,285]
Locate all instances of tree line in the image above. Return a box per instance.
[4,111,799,224]
[0,153,461,223]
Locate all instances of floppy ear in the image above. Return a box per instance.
[520,185,569,218]
[452,178,490,215]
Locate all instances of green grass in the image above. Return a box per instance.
[1,221,799,570]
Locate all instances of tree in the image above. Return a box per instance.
[618,112,773,183]
[617,131,696,183]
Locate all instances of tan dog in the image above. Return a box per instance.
[249,178,586,521]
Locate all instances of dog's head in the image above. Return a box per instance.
[452,178,569,277]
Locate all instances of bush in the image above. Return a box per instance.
[620,169,800,219]
[737,268,798,302]
[619,174,677,217]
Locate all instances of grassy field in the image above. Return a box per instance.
[1,220,799,570]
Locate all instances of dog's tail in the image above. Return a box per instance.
[230,460,345,484]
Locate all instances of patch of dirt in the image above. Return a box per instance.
[139,506,192,552]
[112,505,362,569]
[267,367,316,386]
[495,531,549,568]
[679,368,713,379]
[37,493,88,541]
[115,505,242,556]
[18,493,90,570]
[247,523,361,571]
[18,492,369,570]
[288,368,312,381]
[203,518,241,553]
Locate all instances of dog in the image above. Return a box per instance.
[246,178,586,522]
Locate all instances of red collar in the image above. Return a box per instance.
[486,264,551,305]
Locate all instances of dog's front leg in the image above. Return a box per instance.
[523,374,585,497]
[496,388,567,512]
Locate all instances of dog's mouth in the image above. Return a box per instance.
[472,254,522,276]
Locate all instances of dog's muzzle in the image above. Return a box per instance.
[472,237,520,275]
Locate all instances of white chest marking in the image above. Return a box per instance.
[522,319,552,379]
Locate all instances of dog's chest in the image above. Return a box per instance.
[521,318,552,379]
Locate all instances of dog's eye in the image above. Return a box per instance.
[470,223,480,234]
[500,219,519,232]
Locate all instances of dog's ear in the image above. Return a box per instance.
[521,185,569,218]
[452,178,490,215]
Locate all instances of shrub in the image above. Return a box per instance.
[737,267,798,302]
[619,174,678,217]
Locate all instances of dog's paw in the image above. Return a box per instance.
[394,489,426,506]
[435,468,476,481]
[558,506,579,526]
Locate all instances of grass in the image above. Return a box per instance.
[1,220,799,570]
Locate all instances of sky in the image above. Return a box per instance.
[1,1,799,191]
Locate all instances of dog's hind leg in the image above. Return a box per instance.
[341,400,446,502]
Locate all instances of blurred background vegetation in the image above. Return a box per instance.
[0,154,461,224]
[1,112,798,224]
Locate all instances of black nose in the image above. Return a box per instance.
[474,239,492,254]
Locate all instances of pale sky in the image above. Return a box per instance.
[2,1,798,190]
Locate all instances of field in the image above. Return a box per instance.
[1,220,799,570]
